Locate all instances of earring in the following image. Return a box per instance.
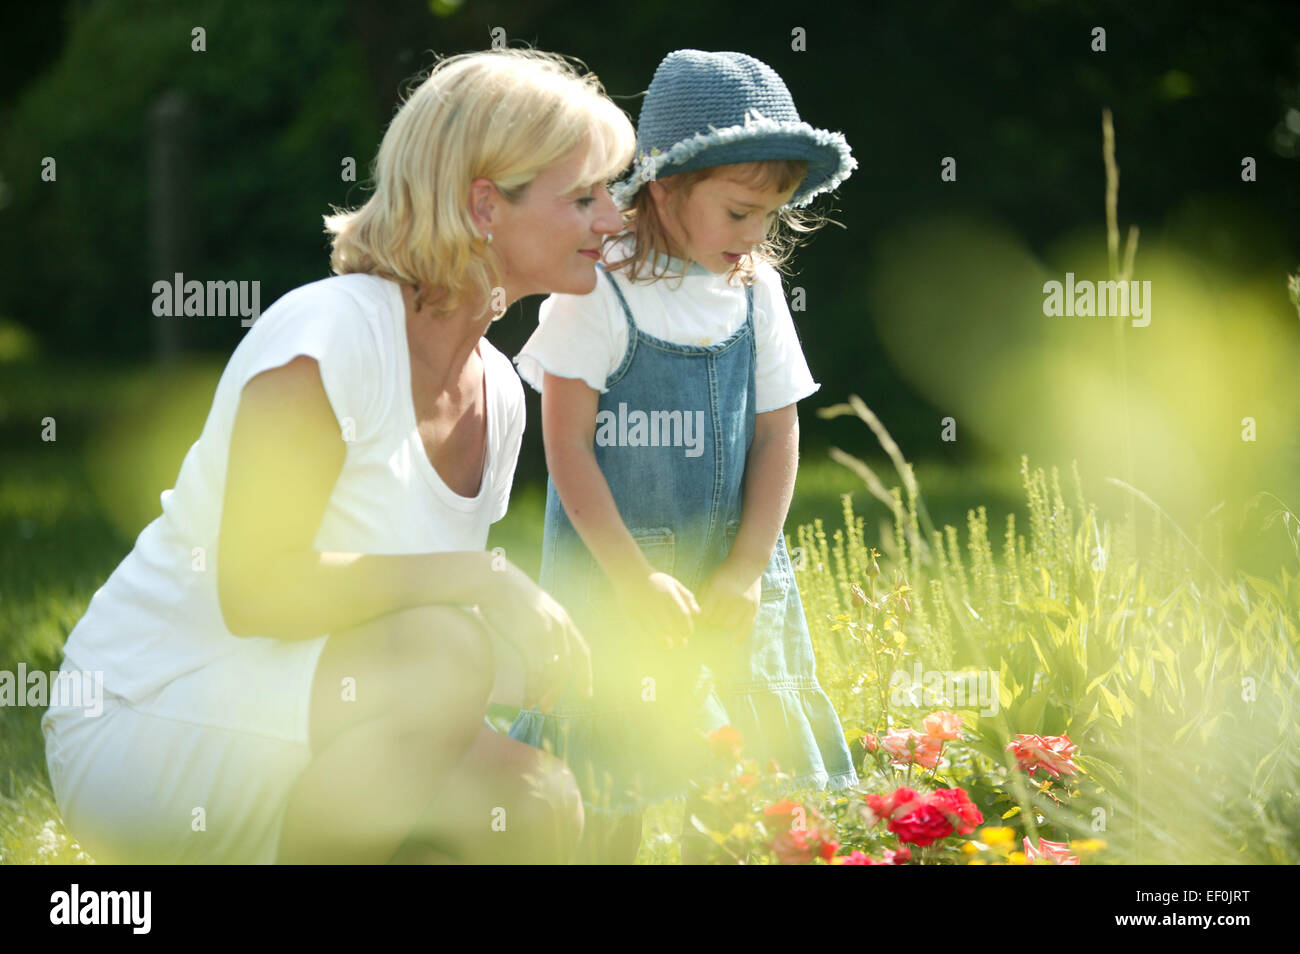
[485,232,494,245]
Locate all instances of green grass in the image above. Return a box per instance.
[5,357,1295,864]
[0,356,977,863]
[784,401,1300,864]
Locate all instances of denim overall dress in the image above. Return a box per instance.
[510,263,857,814]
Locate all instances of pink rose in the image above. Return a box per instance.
[921,710,963,741]
[1024,837,1080,865]
[880,728,943,770]
[1006,734,1081,779]
[882,846,911,865]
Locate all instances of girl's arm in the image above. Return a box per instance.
[542,371,700,646]
[699,402,800,638]
[732,402,800,578]
[541,372,653,586]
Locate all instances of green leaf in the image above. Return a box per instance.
[1098,684,1125,726]
[1026,632,1052,672]
[1016,688,1050,734]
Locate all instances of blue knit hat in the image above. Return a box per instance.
[611,49,856,210]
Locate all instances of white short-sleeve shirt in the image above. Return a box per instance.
[516,239,819,413]
[57,273,525,725]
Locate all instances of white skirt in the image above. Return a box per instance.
[41,634,329,864]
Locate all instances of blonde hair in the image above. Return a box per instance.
[324,48,636,314]
[604,160,825,285]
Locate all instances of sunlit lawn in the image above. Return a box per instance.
[8,355,1293,865]
[0,355,1024,863]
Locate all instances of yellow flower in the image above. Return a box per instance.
[978,826,1015,847]
[1007,851,1029,865]
[1073,838,1107,853]
[961,841,980,855]
[967,858,987,865]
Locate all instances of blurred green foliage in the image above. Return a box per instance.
[3,0,1298,474]
[0,0,378,356]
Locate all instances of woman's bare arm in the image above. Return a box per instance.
[216,355,487,640]
[216,355,592,698]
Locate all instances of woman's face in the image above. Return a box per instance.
[486,140,624,300]
[650,168,797,274]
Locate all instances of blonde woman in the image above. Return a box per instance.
[41,49,634,865]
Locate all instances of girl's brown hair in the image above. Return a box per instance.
[603,160,827,285]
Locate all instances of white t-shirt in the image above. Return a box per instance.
[60,273,525,708]
[516,240,819,413]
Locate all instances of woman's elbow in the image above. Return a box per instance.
[216,562,262,637]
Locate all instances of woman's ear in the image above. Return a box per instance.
[467,177,499,236]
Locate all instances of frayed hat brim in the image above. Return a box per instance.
[611,117,856,210]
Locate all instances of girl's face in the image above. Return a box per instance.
[484,139,624,301]
[649,167,798,274]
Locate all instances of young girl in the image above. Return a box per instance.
[509,49,858,861]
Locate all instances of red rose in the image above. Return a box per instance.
[771,829,838,865]
[762,800,805,834]
[929,787,983,835]
[865,786,925,824]
[708,725,744,761]
[832,850,881,865]
[771,830,819,865]
[888,801,954,847]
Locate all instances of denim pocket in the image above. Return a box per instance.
[724,519,791,602]
[587,526,676,607]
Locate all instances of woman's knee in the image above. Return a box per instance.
[507,753,585,861]
[379,605,495,725]
[317,605,494,741]
[541,758,585,841]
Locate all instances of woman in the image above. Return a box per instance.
[41,48,634,864]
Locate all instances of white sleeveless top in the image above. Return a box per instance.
[59,273,525,707]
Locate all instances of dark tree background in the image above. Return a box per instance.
[2,0,1297,492]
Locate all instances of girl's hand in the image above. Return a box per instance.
[697,561,762,646]
[474,557,593,711]
[613,571,700,649]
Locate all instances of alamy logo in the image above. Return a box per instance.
[1042,272,1151,327]
[595,402,706,458]
[50,884,151,934]
[0,665,103,717]
[151,272,261,327]
[890,664,999,717]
